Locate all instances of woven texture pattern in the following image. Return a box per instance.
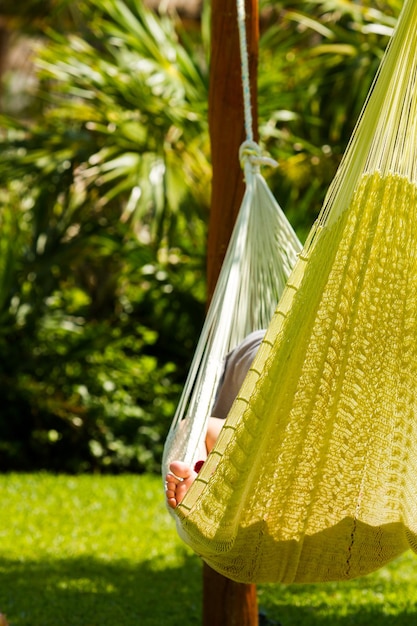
[173,0,417,583]
[177,171,417,582]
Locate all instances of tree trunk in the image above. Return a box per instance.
[204,0,259,625]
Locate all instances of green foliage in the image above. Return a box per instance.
[0,0,211,473]
[0,0,403,473]
[0,175,205,472]
[258,1,399,239]
[0,0,71,23]
[0,473,417,626]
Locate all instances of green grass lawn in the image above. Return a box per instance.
[0,473,416,625]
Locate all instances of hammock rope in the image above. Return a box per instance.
[171,0,417,585]
[237,0,254,143]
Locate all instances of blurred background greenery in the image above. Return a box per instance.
[0,0,401,474]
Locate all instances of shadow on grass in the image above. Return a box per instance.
[0,551,202,626]
[259,598,417,626]
[259,572,417,626]
[1,553,416,626]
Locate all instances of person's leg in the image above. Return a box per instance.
[165,332,265,509]
[165,417,225,509]
[204,416,225,454]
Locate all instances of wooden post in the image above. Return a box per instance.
[204,0,259,625]
[207,0,259,299]
[202,564,258,626]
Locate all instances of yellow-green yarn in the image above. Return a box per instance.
[177,172,417,583]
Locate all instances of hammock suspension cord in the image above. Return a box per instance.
[237,0,278,175]
[237,0,254,143]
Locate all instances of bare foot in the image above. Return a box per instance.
[166,461,197,509]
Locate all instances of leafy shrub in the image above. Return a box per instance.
[0,0,209,472]
[0,0,400,472]
[0,190,205,472]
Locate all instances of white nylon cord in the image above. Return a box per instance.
[237,0,254,143]
[236,1,278,175]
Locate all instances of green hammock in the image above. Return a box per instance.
[171,0,417,584]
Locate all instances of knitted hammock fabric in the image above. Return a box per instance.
[174,0,417,584]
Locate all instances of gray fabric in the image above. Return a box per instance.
[211,329,265,419]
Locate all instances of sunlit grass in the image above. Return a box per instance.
[259,552,417,626]
[0,473,202,626]
[0,473,416,625]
